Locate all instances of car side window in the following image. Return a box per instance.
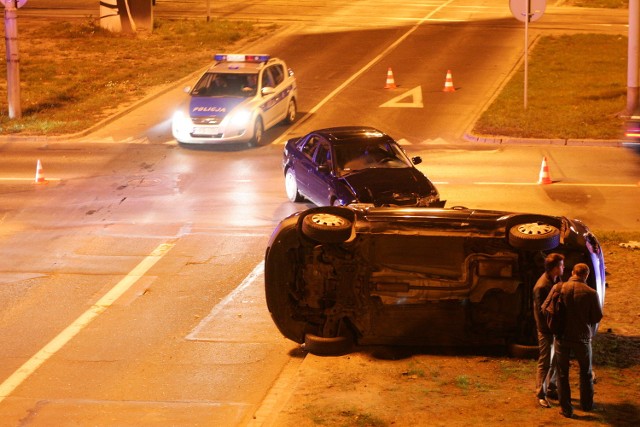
[269,65,285,86]
[262,68,276,88]
[314,141,332,170]
[301,136,319,159]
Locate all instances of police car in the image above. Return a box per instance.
[172,54,298,146]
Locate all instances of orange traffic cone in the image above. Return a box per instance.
[34,159,47,184]
[384,68,397,89]
[443,70,455,92]
[538,156,552,185]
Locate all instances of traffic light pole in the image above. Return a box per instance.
[628,0,639,115]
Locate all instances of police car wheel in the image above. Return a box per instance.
[285,99,297,124]
[250,117,264,146]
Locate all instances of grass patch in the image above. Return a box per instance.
[593,333,640,368]
[455,375,470,390]
[473,33,627,140]
[497,360,534,381]
[404,361,426,378]
[592,230,640,244]
[306,405,388,427]
[0,17,264,134]
[564,0,628,8]
[337,409,387,427]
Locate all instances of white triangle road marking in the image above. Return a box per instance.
[380,86,424,108]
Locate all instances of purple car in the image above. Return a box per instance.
[283,126,442,207]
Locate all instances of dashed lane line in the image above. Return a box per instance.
[0,242,175,404]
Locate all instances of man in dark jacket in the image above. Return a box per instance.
[533,253,564,408]
[550,263,603,418]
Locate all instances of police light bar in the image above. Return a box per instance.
[214,54,270,63]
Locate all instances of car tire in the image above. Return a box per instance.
[284,98,297,124]
[507,343,539,359]
[303,333,353,356]
[301,212,353,243]
[508,222,560,251]
[285,169,304,202]
[250,117,264,147]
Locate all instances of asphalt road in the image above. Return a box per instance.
[0,1,639,426]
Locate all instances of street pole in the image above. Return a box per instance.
[628,0,639,115]
[524,0,529,110]
[4,0,21,119]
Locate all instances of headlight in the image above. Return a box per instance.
[172,110,192,130]
[227,109,252,128]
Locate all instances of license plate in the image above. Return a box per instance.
[193,126,219,136]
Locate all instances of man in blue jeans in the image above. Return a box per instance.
[550,263,603,418]
[533,253,564,408]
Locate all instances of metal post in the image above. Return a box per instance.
[628,0,639,115]
[524,0,529,110]
[4,0,21,119]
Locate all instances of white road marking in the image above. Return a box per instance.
[186,261,265,340]
[0,177,61,182]
[468,182,639,187]
[272,0,456,145]
[380,86,424,108]
[0,242,175,404]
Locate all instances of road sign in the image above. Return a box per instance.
[509,0,545,23]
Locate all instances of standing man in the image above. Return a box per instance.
[533,253,564,408]
[552,263,603,418]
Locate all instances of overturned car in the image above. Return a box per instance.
[264,205,606,356]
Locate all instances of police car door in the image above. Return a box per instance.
[261,65,286,129]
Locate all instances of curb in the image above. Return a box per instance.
[463,133,624,147]
[0,70,203,144]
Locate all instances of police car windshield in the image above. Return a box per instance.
[192,72,258,97]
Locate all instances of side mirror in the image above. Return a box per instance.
[412,156,422,165]
[261,87,276,96]
[317,164,330,174]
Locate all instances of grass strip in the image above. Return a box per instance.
[0,18,270,135]
[473,33,627,140]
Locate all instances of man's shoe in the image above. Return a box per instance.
[538,398,551,408]
[560,410,573,418]
[546,389,558,400]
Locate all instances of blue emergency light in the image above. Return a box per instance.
[214,54,270,63]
